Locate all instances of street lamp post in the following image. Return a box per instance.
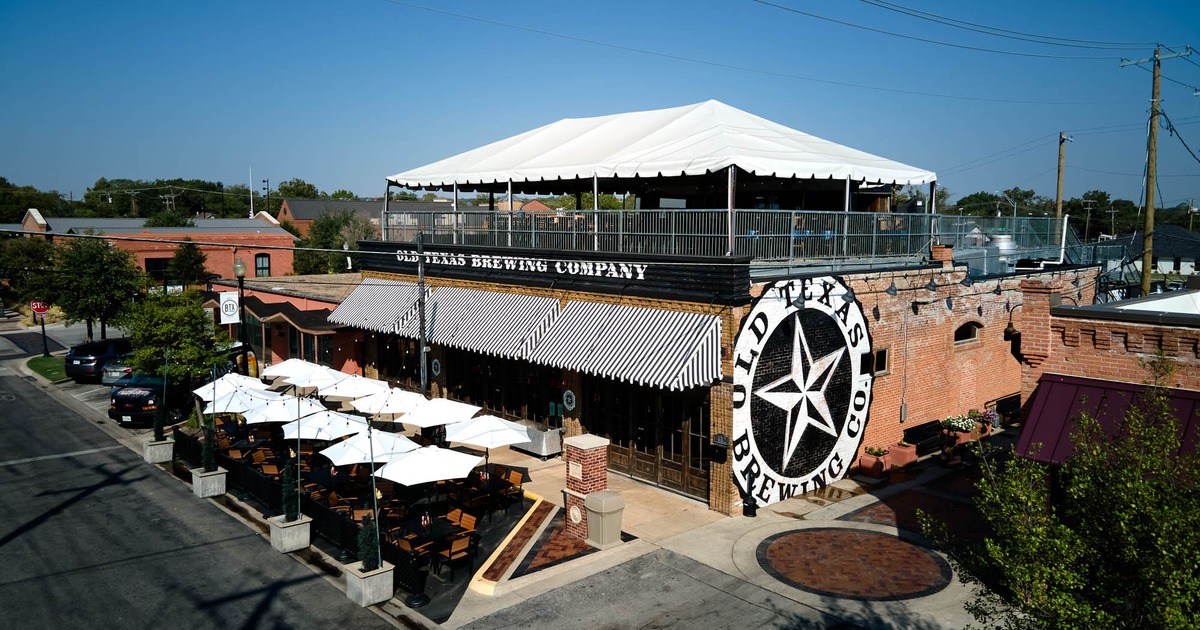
[233,256,249,375]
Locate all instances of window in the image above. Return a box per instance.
[954,322,982,344]
[316,335,333,367]
[255,253,270,277]
[861,347,890,375]
[145,258,169,280]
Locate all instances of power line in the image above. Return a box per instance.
[1160,109,1200,167]
[749,0,1118,60]
[377,0,1131,105]
[858,0,1166,50]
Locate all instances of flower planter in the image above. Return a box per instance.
[344,561,393,607]
[889,444,919,468]
[858,453,890,477]
[143,438,174,464]
[268,514,312,553]
[190,467,227,498]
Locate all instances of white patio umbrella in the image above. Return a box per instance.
[444,414,531,468]
[399,397,482,429]
[319,374,391,400]
[318,431,420,466]
[192,373,270,402]
[242,396,328,425]
[202,388,281,415]
[282,410,368,441]
[374,445,483,487]
[261,358,324,383]
[349,388,426,417]
[281,365,349,391]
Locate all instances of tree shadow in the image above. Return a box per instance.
[0,462,145,549]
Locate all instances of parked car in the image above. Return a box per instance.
[108,342,256,426]
[101,353,134,385]
[65,338,133,383]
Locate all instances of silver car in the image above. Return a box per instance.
[101,353,134,385]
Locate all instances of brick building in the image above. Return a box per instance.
[18,208,295,280]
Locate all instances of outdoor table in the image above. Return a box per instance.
[398,514,464,550]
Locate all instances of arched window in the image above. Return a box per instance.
[255,253,270,277]
[954,322,982,344]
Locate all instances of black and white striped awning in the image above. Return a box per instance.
[396,286,561,361]
[527,301,722,391]
[327,279,424,333]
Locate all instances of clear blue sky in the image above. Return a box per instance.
[2,0,1198,209]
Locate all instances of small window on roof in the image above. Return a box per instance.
[954,322,982,344]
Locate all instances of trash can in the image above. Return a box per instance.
[584,490,625,550]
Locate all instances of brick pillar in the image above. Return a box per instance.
[1018,279,1054,419]
[931,244,953,269]
[562,434,609,540]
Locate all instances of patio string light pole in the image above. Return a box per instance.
[233,256,249,375]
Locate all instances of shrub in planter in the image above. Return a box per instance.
[358,514,380,572]
[281,460,299,522]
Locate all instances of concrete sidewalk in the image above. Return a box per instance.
[442,439,992,629]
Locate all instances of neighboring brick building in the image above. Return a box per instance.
[278,199,456,238]
[18,208,295,280]
[1015,276,1200,464]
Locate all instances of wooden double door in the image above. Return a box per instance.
[582,378,710,501]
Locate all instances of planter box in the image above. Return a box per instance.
[190,467,227,498]
[268,514,312,553]
[889,444,919,468]
[858,453,890,477]
[143,438,174,464]
[946,422,991,445]
[344,561,393,607]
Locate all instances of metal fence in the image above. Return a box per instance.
[383,207,1076,267]
[170,428,425,595]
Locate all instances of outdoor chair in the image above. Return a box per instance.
[442,508,463,526]
[394,535,433,567]
[458,512,477,533]
[326,491,352,515]
[432,532,479,581]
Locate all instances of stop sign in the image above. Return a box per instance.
[30,300,50,316]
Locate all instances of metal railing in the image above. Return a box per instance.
[383,207,1077,268]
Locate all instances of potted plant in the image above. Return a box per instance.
[268,460,312,553]
[344,513,393,607]
[858,446,891,477]
[890,439,919,468]
[190,417,226,498]
[143,406,174,464]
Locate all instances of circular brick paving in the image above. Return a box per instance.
[757,528,951,601]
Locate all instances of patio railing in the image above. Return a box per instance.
[382,207,1080,270]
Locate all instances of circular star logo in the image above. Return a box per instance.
[731,277,873,506]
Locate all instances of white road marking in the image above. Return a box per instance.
[0,445,125,467]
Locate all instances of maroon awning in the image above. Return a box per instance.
[1017,373,1200,465]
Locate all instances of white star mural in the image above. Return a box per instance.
[755,318,844,472]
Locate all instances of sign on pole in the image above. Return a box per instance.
[218,292,240,325]
[30,300,50,316]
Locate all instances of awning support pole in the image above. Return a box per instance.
[383,181,391,241]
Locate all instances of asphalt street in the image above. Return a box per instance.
[0,361,395,629]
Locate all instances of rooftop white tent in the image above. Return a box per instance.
[387,100,936,191]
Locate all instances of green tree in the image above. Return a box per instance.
[166,238,210,287]
[293,210,373,274]
[327,189,357,200]
[923,355,1200,629]
[0,176,73,222]
[0,236,55,307]
[124,291,227,382]
[144,209,195,228]
[51,233,143,340]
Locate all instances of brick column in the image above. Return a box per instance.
[1018,279,1054,418]
[562,434,609,540]
[931,244,953,269]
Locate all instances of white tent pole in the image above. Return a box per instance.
[593,174,600,251]
[726,166,736,256]
[843,178,851,257]
[382,182,390,241]
[506,180,513,247]
[453,183,459,244]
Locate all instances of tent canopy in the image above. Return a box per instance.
[388,100,936,192]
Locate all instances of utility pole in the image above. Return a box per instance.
[1122,46,1192,295]
[1055,132,1072,219]
[1082,199,1096,242]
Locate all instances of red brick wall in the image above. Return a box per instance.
[115,232,295,280]
[1021,290,1200,402]
[563,439,609,539]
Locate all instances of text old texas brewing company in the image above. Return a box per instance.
[731,276,873,506]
